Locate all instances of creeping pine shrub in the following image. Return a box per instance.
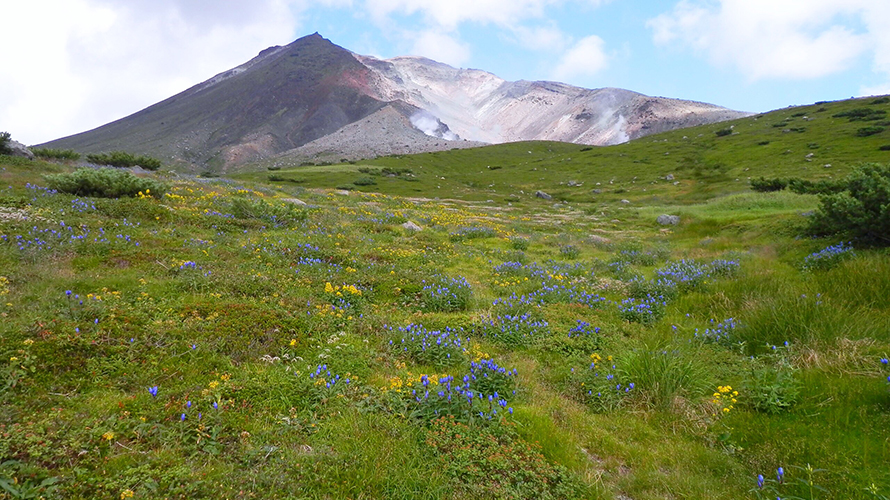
[809,163,890,246]
[857,126,885,137]
[425,417,583,500]
[419,275,472,312]
[352,176,377,186]
[44,168,168,198]
[802,242,854,271]
[715,127,733,137]
[750,177,788,192]
[32,148,80,161]
[86,151,162,170]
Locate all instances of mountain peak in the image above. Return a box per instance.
[39,35,749,172]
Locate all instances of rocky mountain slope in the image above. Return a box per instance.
[39,33,749,172]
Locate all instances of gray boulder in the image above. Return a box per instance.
[535,190,552,200]
[6,140,34,160]
[401,221,423,231]
[656,214,680,225]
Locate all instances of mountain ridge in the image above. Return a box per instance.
[39,33,750,172]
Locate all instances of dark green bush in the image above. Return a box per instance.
[0,131,12,155]
[715,127,733,137]
[872,97,890,104]
[880,145,890,151]
[787,178,845,195]
[809,163,890,246]
[32,148,81,161]
[750,177,788,192]
[86,151,162,170]
[44,168,168,198]
[856,126,885,137]
[834,108,886,121]
[353,176,377,186]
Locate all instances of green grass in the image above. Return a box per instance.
[1,98,890,499]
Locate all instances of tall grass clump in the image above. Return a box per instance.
[44,168,168,198]
[801,242,854,271]
[621,346,713,410]
[86,151,163,170]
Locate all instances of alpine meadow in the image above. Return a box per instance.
[2,91,890,500]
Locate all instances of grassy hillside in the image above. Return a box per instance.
[237,95,890,205]
[1,96,889,500]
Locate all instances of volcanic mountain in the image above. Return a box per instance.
[40,33,749,172]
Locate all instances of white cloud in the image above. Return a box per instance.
[552,35,609,81]
[508,23,572,53]
[648,0,889,82]
[0,0,300,145]
[410,31,472,66]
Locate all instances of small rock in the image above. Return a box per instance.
[335,190,351,195]
[591,189,603,194]
[824,164,832,168]
[620,199,630,204]
[535,190,552,200]
[282,198,307,206]
[805,153,814,158]
[656,214,680,225]
[567,180,580,187]
[589,235,611,245]
[401,221,423,231]
[665,174,674,181]
[673,181,680,186]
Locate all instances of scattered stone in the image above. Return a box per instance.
[673,181,680,186]
[589,234,611,245]
[665,174,674,181]
[567,180,580,187]
[535,190,552,200]
[805,153,815,158]
[335,190,351,195]
[401,221,423,231]
[591,189,603,194]
[656,214,680,225]
[620,199,630,204]
[282,198,307,205]
[6,140,34,160]
[824,164,832,168]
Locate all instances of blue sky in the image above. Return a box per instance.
[2,0,889,145]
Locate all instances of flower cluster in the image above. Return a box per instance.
[618,295,667,324]
[694,317,741,346]
[573,353,634,412]
[419,275,472,312]
[802,241,854,271]
[476,313,550,346]
[388,323,468,366]
[711,385,738,414]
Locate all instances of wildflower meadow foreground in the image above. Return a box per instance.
[0,152,889,500]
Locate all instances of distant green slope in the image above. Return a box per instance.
[236,95,890,204]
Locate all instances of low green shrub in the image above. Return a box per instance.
[856,126,885,137]
[353,176,377,186]
[715,127,733,137]
[32,148,81,161]
[44,168,168,198]
[809,163,890,246]
[750,177,788,192]
[743,358,800,414]
[425,417,583,499]
[86,151,162,170]
[509,236,529,251]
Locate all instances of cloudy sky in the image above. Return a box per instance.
[2,0,889,145]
